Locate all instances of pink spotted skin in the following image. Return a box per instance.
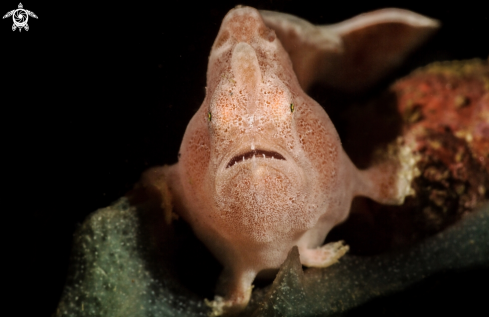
[139,6,439,313]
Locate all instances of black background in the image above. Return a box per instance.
[2,1,488,316]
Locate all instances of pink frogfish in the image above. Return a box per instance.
[141,6,439,315]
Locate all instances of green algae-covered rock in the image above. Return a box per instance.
[55,198,207,317]
[253,204,489,316]
[56,197,488,317]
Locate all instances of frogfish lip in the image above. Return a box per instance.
[226,149,286,168]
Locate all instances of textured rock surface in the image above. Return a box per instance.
[55,198,488,317]
[253,204,489,316]
[326,59,489,255]
[55,198,207,317]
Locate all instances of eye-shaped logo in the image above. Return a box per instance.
[3,3,38,32]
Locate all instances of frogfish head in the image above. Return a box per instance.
[177,6,342,243]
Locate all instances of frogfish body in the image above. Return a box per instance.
[142,6,438,314]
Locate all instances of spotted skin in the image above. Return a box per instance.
[141,6,438,314]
